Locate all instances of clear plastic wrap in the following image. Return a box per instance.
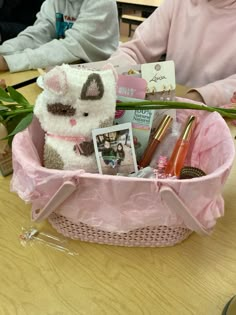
[19,225,79,256]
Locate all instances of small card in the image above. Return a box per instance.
[0,147,13,177]
[117,75,147,99]
[141,61,176,94]
[92,123,138,176]
[115,96,155,161]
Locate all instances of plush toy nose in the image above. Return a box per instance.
[70,119,77,126]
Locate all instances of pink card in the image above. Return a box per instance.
[116,75,147,99]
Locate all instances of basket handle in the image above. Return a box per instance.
[160,186,210,236]
[32,179,78,222]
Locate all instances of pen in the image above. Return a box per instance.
[165,115,197,177]
[10,77,38,89]
[138,114,173,168]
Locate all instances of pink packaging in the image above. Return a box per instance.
[10,99,235,247]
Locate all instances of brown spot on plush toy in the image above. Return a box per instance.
[80,73,104,100]
[44,144,64,169]
[47,103,76,116]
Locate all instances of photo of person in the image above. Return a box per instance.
[101,139,116,168]
[116,143,125,166]
[92,123,138,175]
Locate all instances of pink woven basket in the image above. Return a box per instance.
[11,106,235,247]
[48,214,192,247]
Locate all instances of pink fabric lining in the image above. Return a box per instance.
[11,99,235,233]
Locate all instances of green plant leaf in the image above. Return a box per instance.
[7,86,30,106]
[0,88,14,102]
[0,105,10,111]
[1,104,18,110]
[6,112,33,138]
[4,112,31,145]
[5,114,19,123]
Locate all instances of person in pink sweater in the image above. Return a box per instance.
[110,0,236,107]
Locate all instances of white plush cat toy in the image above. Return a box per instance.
[34,64,117,172]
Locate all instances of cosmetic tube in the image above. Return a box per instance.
[138,115,173,168]
[164,115,196,177]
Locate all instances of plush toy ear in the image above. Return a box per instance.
[80,73,104,100]
[43,66,68,95]
[102,63,118,82]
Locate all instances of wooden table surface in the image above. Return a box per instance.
[0,69,41,104]
[0,70,236,315]
[1,69,38,87]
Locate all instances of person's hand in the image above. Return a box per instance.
[0,56,9,71]
[185,90,205,103]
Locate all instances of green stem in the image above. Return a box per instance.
[116,101,236,119]
[2,107,33,117]
[1,97,236,122]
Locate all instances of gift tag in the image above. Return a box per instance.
[141,61,176,94]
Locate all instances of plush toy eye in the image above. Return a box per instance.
[83,112,89,117]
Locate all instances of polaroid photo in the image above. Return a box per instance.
[92,123,138,176]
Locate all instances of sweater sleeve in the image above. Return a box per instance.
[1,0,119,72]
[109,0,174,66]
[194,74,236,107]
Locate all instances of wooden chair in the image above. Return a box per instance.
[121,14,146,37]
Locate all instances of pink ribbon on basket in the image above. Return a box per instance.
[46,133,92,155]
[46,133,90,143]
